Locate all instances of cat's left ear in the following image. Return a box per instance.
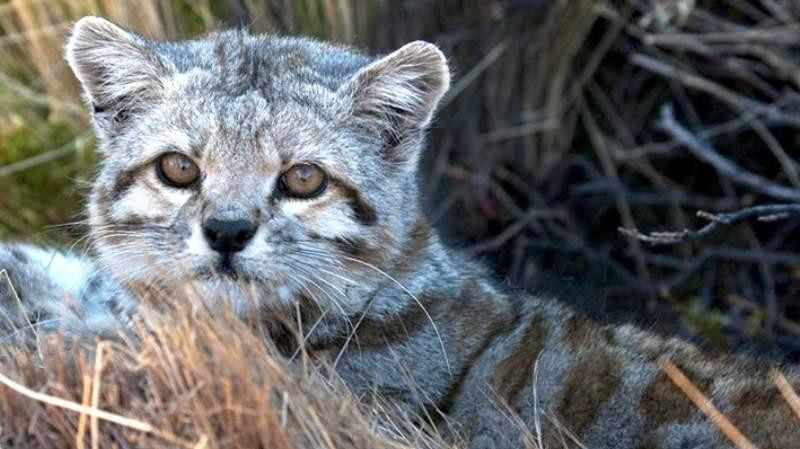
[339,41,450,156]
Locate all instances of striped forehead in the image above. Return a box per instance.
[186,31,369,94]
[139,90,324,147]
[199,100,343,169]
[168,68,341,140]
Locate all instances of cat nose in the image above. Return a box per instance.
[202,218,257,254]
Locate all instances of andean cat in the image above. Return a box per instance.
[1,16,798,449]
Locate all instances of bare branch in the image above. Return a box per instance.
[630,54,799,126]
[619,204,800,245]
[657,104,800,203]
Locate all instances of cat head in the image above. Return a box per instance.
[65,16,449,316]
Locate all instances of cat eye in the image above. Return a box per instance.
[280,164,328,198]
[156,152,200,188]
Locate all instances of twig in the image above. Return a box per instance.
[572,180,739,209]
[644,28,800,45]
[465,208,565,253]
[661,359,756,449]
[620,204,800,245]
[618,95,797,161]
[658,104,800,202]
[75,374,92,449]
[648,246,800,295]
[0,269,41,359]
[440,40,508,109]
[580,98,652,285]
[0,72,83,114]
[630,54,798,126]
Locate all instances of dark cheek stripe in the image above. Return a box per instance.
[104,165,198,228]
[115,215,148,227]
[335,180,378,226]
[111,169,138,201]
[350,197,378,226]
[306,232,370,258]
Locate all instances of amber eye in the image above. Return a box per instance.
[156,152,200,187]
[280,164,328,198]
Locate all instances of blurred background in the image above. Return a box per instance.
[1,0,799,360]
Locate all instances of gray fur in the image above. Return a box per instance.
[63,17,449,320]
[1,17,798,449]
[0,244,133,340]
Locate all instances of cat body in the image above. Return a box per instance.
[1,17,798,448]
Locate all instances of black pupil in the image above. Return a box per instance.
[176,156,191,172]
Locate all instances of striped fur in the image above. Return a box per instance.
[1,17,798,449]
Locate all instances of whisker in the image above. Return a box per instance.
[0,318,63,343]
[285,264,357,334]
[332,292,379,370]
[340,255,452,377]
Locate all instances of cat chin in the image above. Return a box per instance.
[104,258,298,317]
[175,277,294,317]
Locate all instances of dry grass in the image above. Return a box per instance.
[661,358,756,449]
[0,0,381,131]
[2,0,800,445]
[0,291,450,449]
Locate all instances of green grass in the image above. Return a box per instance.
[0,118,95,242]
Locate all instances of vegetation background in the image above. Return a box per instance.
[1,0,799,361]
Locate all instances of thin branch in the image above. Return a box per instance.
[466,208,565,254]
[620,204,800,245]
[0,72,83,114]
[658,104,800,203]
[440,40,509,109]
[630,53,799,126]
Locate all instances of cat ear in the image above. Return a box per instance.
[339,41,450,157]
[65,16,170,125]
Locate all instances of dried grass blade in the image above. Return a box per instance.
[773,370,800,421]
[661,359,756,449]
[0,368,197,448]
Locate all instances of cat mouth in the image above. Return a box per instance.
[217,254,238,278]
[193,255,253,282]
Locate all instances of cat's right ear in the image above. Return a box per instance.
[65,16,170,127]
